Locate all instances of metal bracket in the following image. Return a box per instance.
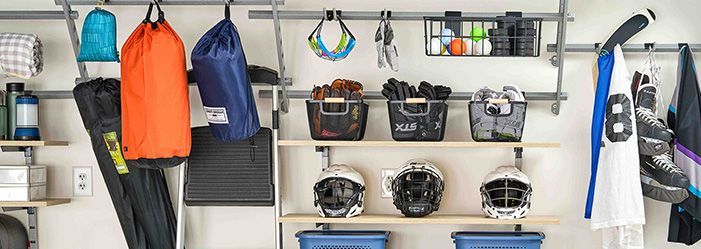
[315,223,330,230]
[28,207,38,249]
[316,146,330,170]
[270,0,288,113]
[549,55,559,67]
[551,0,569,115]
[24,147,33,165]
[514,147,523,171]
[59,0,89,79]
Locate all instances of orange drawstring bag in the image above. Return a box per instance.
[120,1,191,169]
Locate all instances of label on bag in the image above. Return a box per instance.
[204,106,229,124]
[102,132,129,175]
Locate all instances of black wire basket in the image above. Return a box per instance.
[468,101,527,142]
[387,100,448,141]
[306,99,369,141]
[424,13,542,57]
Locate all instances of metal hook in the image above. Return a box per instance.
[332,8,338,21]
[381,9,391,20]
[223,0,230,6]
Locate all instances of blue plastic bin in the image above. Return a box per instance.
[296,230,390,249]
[452,231,545,249]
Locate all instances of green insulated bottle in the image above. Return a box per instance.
[6,83,24,140]
[0,90,6,140]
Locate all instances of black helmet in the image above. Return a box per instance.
[392,159,445,217]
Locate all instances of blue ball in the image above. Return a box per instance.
[440,28,455,45]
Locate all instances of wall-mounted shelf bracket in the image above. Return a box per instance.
[514,147,523,171]
[315,146,330,171]
[315,223,331,230]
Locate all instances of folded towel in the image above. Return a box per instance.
[0,33,43,79]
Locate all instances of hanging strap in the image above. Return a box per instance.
[143,1,165,28]
[338,18,355,40]
[224,3,231,20]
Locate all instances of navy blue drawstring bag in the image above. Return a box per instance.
[191,5,260,141]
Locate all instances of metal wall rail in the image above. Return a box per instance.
[57,0,283,5]
[547,43,701,53]
[249,10,575,22]
[0,11,78,20]
[31,91,74,99]
[259,90,568,101]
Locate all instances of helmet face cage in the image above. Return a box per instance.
[314,177,364,217]
[481,178,532,219]
[392,166,444,217]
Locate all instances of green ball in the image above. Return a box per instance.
[470,27,486,42]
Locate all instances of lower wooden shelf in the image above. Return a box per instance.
[0,140,69,147]
[280,213,560,225]
[278,140,560,148]
[0,198,71,208]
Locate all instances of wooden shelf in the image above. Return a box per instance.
[0,198,71,208]
[280,213,560,225]
[279,140,559,148]
[0,141,68,147]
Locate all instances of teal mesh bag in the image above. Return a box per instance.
[77,8,119,62]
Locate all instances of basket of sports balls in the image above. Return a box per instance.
[468,85,527,142]
[424,12,542,57]
[307,79,369,141]
[382,78,452,141]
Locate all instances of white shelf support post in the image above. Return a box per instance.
[175,161,187,249]
[271,84,283,249]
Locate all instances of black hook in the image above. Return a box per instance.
[325,8,341,21]
[594,43,601,49]
[381,9,391,19]
[679,43,689,49]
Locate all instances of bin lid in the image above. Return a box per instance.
[452,231,544,241]
[296,230,390,240]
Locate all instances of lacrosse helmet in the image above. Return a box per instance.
[392,159,445,217]
[313,164,366,218]
[480,166,532,219]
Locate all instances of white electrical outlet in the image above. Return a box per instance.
[381,169,396,198]
[73,167,93,197]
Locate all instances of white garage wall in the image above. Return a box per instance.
[1,0,700,248]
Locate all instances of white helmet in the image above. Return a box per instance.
[392,159,445,217]
[313,164,366,218]
[480,166,532,219]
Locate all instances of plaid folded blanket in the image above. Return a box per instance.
[0,33,43,79]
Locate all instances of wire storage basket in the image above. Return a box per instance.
[387,100,448,141]
[306,99,369,141]
[468,100,527,142]
[424,12,542,57]
[452,231,545,249]
[296,230,391,249]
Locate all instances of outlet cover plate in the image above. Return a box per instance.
[73,166,93,197]
[381,169,396,199]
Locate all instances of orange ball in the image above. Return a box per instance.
[449,39,467,55]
